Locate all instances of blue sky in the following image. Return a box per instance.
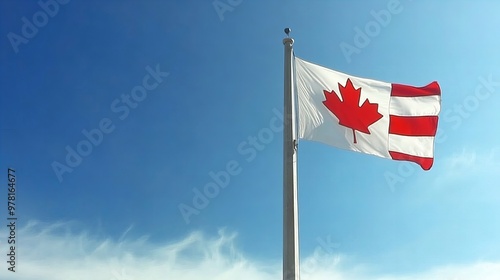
[1,0,500,279]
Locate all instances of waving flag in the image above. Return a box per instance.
[295,57,441,170]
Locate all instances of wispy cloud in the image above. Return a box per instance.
[1,221,500,280]
[434,147,500,185]
[446,148,478,170]
[376,262,500,280]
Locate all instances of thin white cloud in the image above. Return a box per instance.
[1,221,500,280]
[444,147,499,172]
[376,262,500,280]
[432,147,500,187]
[446,148,477,170]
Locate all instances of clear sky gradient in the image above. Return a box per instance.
[1,0,500,279]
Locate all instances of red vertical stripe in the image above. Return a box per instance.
[389,115,439,136]
[391,81,441,97]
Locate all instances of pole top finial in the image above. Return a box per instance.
[284,28,291,37]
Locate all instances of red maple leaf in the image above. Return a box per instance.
[322,78,382,144]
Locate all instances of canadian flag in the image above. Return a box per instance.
[295,57,441,170]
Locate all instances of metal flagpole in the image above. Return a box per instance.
[282,27,299,280]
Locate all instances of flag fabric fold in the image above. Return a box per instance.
[295,57,441,170]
